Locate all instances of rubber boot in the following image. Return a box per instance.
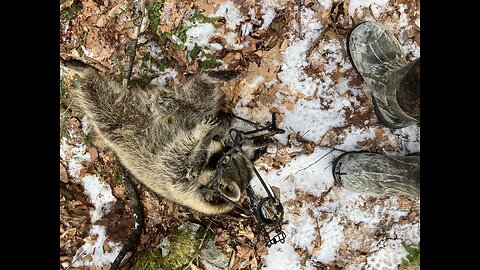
[332,152,420,198]
[348,21,420,129]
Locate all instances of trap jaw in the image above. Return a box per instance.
[203,112,287,247]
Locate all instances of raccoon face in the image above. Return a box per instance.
[204,147,253,203]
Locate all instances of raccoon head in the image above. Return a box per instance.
[204,147,254,203]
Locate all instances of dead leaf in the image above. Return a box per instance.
[88,146,98,162]
[283,101,296,111]
[222,52,241,65]
[311,234,322,253]
[113,185,126,198]
[60,163,69,183]
[238,225,255,241]
[242,37,262,55]
[256,245,268,256]
[228,250,236,269]
[107,3,126,17]
[236,245,253,259]
[82,254,93,262]
[250,256,258,270]
[103,239,112,253]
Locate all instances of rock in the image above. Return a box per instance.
[199,240,229,270]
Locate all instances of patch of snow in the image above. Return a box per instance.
[278,98,347,144]
[184,23,217,51]
[145,41,165,59]
[80,45,95,58]
[150,68,180,86]
[72,175,122,267]
[72,224,122,268]
[81,115,91,135]
[210,42,224,51]
[387,222,420,246]
[262,242,303,270]
[253,147,336,200]
[277,8,323,95]
[241,22,254,36]
[81,175,117,221]
[415,17,420,28]
[286,206,318,251]
[402,40,421,59]
[319,189,383,227]
[393,125,420,154]
[213,1,245,31]
[312,217,345,264]
[248,7,262,25]
[60,138,91,178]
[365,240,408,270]
[224,32,248,50]
[61,140,122,268]
[249,76,265,89]
[335,126,376,151]
[259,1,277,30]
[398,4,410,28]
[171,34,183,45]
[347,0,390,18]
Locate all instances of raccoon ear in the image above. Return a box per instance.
[221,182,241,202]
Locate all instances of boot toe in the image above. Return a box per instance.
[332,152,420,197]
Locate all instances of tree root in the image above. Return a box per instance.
[109,165,144,270]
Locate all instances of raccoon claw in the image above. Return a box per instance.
[201,187,217,202]
[202,115,221,127]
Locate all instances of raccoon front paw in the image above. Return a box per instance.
[200,186,218,203]
[202,115,221,127]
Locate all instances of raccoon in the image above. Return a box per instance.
[69,66,257,215]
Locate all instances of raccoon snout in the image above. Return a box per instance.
[221,182,241,202]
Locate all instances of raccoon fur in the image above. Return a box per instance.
[70,67,258,215]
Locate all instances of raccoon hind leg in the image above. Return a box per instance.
[74,71,152,139]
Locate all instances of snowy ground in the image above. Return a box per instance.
[60,0,420,269]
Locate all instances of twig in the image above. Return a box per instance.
[295,0,303,38]
[123,0,147,88]
[294,149,334,174]
[109,165,145,270]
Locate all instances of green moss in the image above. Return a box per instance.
[158,31,170,45]
[141,52,167,72]
[171,24,188,49]
[60,108,71,140]
[60,77,68,100]
[60,1,82,22]
[188,45,220,70]
[200,51,221,70]
[146,1,165,33]
[189,10,218,23]
[200,58,220,70]
[188,43,202,58]
[401,243,420,267]
[131,224,211,270]
[60,78,71,140]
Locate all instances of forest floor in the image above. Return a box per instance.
[60,0,420,269]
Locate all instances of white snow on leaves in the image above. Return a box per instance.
[61,140,122,268]
[72,175,122,268]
